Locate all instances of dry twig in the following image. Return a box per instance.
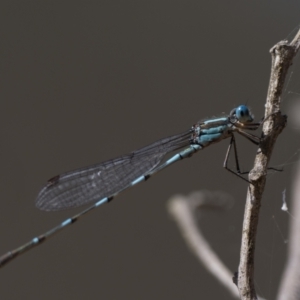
[237,29,300,300]
[168,29,300,300]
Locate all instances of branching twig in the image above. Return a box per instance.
[237,29,300,300]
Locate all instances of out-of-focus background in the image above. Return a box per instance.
[1,2,300,299]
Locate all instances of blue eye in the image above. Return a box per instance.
[235,105,253,123]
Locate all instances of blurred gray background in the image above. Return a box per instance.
[0,1,300,299]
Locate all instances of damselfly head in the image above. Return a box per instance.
[231,105,254,124]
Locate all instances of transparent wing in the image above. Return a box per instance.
[36,131,191,211]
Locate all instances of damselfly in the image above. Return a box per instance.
[0,105,263,268]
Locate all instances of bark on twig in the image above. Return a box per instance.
[237,30,300,300]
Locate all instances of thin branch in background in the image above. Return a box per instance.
[167,191,240,299]
[237,30,300,300]
[168,192,266,300]
[277,105,300,300]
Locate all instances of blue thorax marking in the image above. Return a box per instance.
[196,117,233,147]
[202,117,228,125]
